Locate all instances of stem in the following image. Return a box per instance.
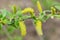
[39,35,44,40]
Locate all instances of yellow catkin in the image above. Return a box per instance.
[35,20,43,36]
[22,8,34,14]
[51,7,56,15]
[19,21,26,37]
[37,1,42,13]
[13,5,16,13]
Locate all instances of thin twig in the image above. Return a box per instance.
[39,36,44,40]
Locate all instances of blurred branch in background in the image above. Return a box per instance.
[2,25,13,40]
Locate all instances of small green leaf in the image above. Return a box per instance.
[7,26,16,34]
[16,8,22,17]
[14,19,19,28]
[2,19,9,24]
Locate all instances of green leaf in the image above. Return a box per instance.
[16,8,22,17]
[53,1,60,6]
[7,26,16,34]
[0,14,2,18]
[1,9,9,19]
[8,13,15,21]
[54,15,60,18]
[22,15,31,20]
[2,19,9,24]
[55,5,60,10]
[0,24,3,30]
[39,12,52,22]
[39,12,46,21]
[14,18,19,28]
[41,0,60,10]
[42,0,54,9]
